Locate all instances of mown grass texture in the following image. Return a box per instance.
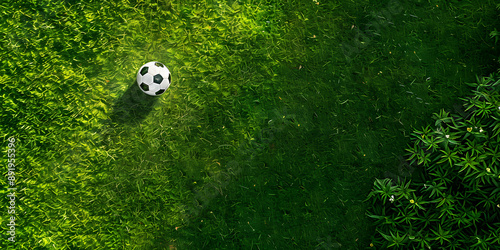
[1,0,499,249]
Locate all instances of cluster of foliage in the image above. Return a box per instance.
[366,73,500,249]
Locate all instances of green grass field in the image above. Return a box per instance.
[1,0,499,249]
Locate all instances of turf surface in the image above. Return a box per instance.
[1,0,499,249]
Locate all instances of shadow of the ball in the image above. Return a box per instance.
[109,80,162,124]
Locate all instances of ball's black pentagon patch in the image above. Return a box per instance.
[140,67,149,76]
[140,82,149,91]
[155,89,165,95]
[153,74,163,84]
[155,62,165,68]
[168,73,171,83]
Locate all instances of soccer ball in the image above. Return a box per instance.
[136,61,171,96]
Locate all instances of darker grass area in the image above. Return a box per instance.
[109,80,158,125]
[173,1,499,248]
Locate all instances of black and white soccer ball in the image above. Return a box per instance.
[136,61,171,96]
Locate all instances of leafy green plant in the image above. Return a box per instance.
[491,28,499,44]
[366,73,500,249]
